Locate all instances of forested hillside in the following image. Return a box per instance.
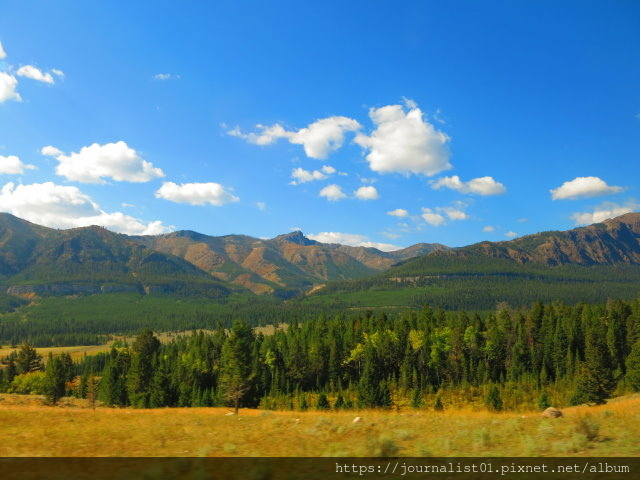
[4,299,639,413]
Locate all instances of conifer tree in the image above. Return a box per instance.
[220,320,254,414]
[625,340,640,392]
[485,385,503,412]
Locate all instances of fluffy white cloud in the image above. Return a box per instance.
[421,204,469,226]
[0,42,6,59]
[16,65,54,84]
[42,141,165,183]
[229,116,361,159]
[155,181,239,206]
[505,231,518,238]
[421,208,446,226]
[431,175,506,195]
[387,208,409,217]
[0,155,36,174]
[354,101,451,176]
[440,206,468,221]
[307,231,401,252]
[319,184,347,201]
[0,72,21,102]
[550,176,623,200]
[40,145,63,157]
[290,165,336,185]
[0,182,168,235]
[51,69,65,79]
[570,201,639,225]
[354,185,379,200]
[483,225,495,232]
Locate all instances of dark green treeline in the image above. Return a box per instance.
[13,298,640,410]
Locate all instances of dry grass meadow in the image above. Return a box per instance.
[1,393,639,457]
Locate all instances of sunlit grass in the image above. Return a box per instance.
[1,393,639,457]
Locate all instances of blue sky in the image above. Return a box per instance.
[0,1,638,249]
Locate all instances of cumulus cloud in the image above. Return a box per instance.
[40,145,63,157]
[0,72,21,102]
[505,231,518,239]
[483,225,495,232]
[354,185,379,200]
[229,116,361,160]
[354,101,451,176]
[42,141,165,183]
[307,231,401,252]
[550,176,624,200]
[421,204,469,226]
[387,208,409,217]
[431,175,506,195]
[319,184,347,201]
[421,208,446,226]
[16,65,55,84]
[155,181,239,206]
[0,155,36,174]
[51,69,65,79]
[290,165,336,185]
[0,182,168,235]
[570,201,639,225]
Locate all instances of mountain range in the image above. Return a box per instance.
[0,211,638,303]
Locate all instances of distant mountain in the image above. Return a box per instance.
[0,213,232,298]
[132,230,449,295]
[439,212,640,266]
[305,212,640,310]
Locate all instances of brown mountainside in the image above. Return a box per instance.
[455,213,640,265]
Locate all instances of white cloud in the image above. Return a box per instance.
[155,181,239,206]
[431,175,506,195]
[354,185,379,200]
[307,231,401,252]
[290,165,336,185]
[421,208,446,226]
[51,69,65,79]
[387,208,409,218]
[0,155,36,174]
[550,176,623,200]
[319,184,347,201]
[382,232,400,239]
[354,101,451,176]
[16,65,55,84]
[421,204,469,226]
[43,141,165,184]
[40,145,63,157]
[0,182,168,235]
[483,225,495,232]
[229,116,361,159]
[0,41,6,59]
[570,201,639,225]
[153,73,180,80]
[505,231,518,239]
[0,72,21,102]
[440,206,468,221]
[256,201,267,211]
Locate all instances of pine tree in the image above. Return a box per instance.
[44,353,67,405]
[15,343,43,374]
[411,388,422,408]
[220,320,254,414]
[316,392,330,410]
[127,329,160,408]
[573,319,616,405]
[434,394,444,411]
[538,390,550,410]
[625,340,640,392]
[485,385,503,412]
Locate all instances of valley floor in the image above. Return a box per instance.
[1,393,639,457]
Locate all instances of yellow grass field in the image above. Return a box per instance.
[1,393,639,457]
